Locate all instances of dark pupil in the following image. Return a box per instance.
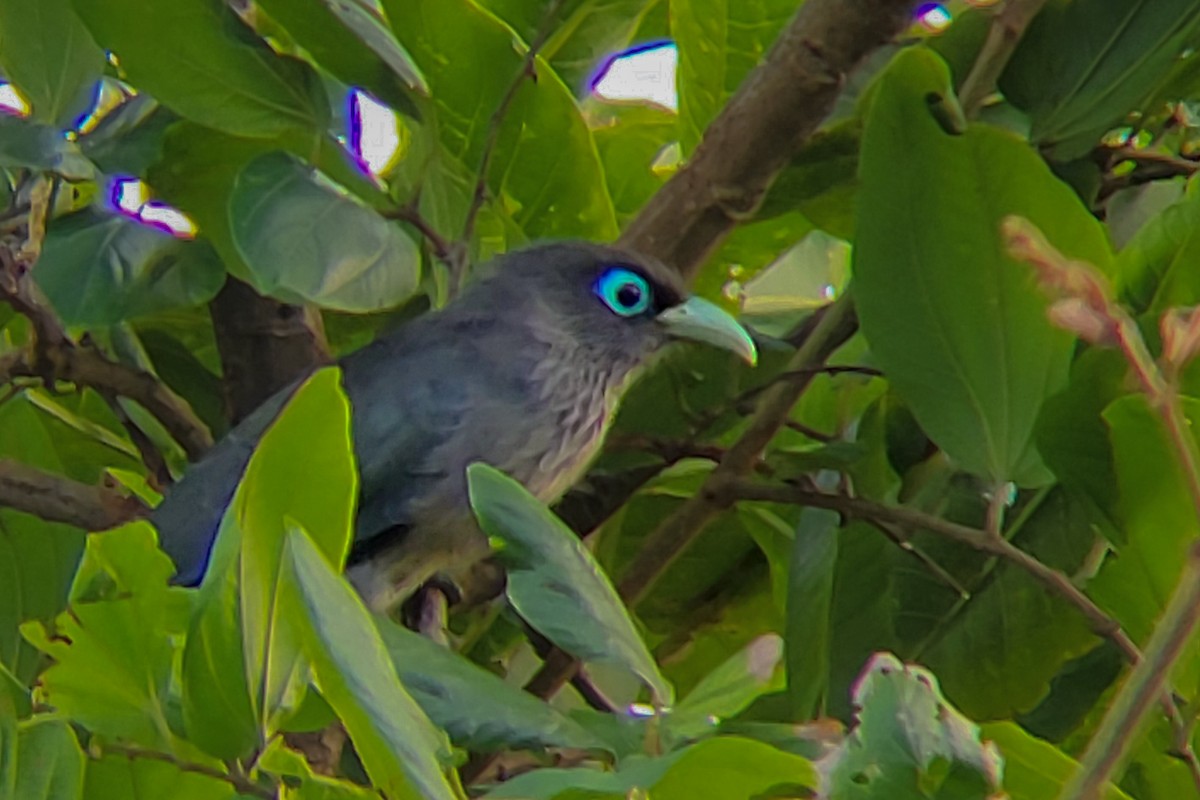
[616,282,643,309]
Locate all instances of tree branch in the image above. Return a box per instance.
[616,292,856,604]
[0,458,147,531]
[618,0,920,280]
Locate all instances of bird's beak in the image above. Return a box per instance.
[657,296,757,365]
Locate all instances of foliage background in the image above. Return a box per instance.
[3,0,1200,798]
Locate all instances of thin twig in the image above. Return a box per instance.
[1062,543,1200,800]
[456,0,567,290]
[957,0,1052,117]
[381,203,456,266]
[99,743,274,799]
[617,293,856,605]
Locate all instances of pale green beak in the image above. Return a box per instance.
[657,296,757,365]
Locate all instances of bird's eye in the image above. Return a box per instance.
[594,267,652,317]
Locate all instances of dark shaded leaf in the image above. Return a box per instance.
[228,152,421,311]
[71,0,329,138]
[468,463,673,706]
[376,615,602,752]
[36,208,224,326]
[0,0,103,128]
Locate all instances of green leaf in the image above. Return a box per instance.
[78,96,178,178]
[822,652,1004,799]
[228,152,421,312]
[381,0,618,242]
[483,0,660,91]
[71,0,329,139]
[11,719,84,800]
[36,208,224,327]
[1115,178,1200,314]
[281,527,456,800]
[0,0,104,128]
[180,368,356,757]
[0,115,95,180]
[376,615,602,752]
[486,736,818,799]
[255,0,425,115]
[1090,395,1200,695]
[983,721,1133,800]
[785,508,838,720]
[854,48,1115,486]
[82,756,235,800]
[467,463,674,706]
[21,523,190,748]
[589,102,676,227]
[672,0,798,153]
[1000,0,1200,159]
[664,634,784,743]
[258,737,378,800]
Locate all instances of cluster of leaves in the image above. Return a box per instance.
[4,0,1200,798]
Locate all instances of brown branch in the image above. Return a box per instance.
[0,458,147,530]
[456,0,567,288]
[618,0,920,280]
[956,0,1051,117]
[382,204,455,265]
[208,276,329,425]
[616,292,855,604]
[3,348,213,461]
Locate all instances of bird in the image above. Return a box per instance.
[152,241,756,611]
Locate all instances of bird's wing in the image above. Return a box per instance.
[151,383,300,584]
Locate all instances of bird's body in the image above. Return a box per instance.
[153,242,755,610]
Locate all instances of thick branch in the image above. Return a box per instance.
[208,276,330,424]
[0,458,147,530]
[618,0,919,279]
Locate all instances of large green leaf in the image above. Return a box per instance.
[823,653,1003,799]
[589,102,675,227]
[180,368,356,757]
[785,507,838,720]
[71,0,329,139]
[381,0,618,242]
[1114,178,1200,314]
[1089,395,1200,695]
[9,719,84,800]
[255,0,425,114]
[81,756,235,800]
[281,527,456,800]
[1000,0,1200,159]
[485,736,818,799]
[0,0,104,128]
[376,616,602,753]
[468,463,674,706]
[228,152,421,312]
[671,0,798,153]
[983,721,1132,800]
[35,208,224,327]
[21,523,191,748]
[854,48,1114,486]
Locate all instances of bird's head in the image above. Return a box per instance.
[480,242,757,368]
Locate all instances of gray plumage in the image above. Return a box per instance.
[153,242,754,610]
